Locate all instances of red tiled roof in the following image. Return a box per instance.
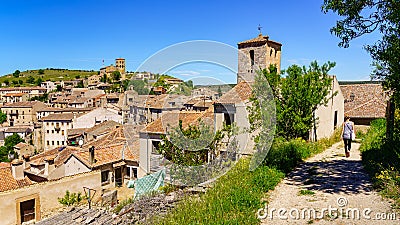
[340,84,388,118]
[216,81,253,104]
[0,167,32,192]
[41,113,74,121]
[238,34,282,46]
[142,110,214,134]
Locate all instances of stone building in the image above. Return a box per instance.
[100,58,126,80]
[0,101,47,126]
[237,33,282,83]
[339,81,388,125]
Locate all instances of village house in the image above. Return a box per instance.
[339,81,388,125]
[0,101,47,126]
[0,86,47,100]
[191,87,220,100]
[41,113,74,151]
[87,74,101,87]
[1,93,29,104]
[73,107,122,129]
[13,142,35,160]
[40,81,57,93]
[138,110,213,176]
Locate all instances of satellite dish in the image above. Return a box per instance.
[78,140,84,147]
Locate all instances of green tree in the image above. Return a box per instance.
[26,76,35,84]
[12,80,18,85]
[13,70,20,78]
[76,80,84,88]
[56,84,62,92]
[250,62,336,140]
[0,133,24,162]
[217,86,222,97]
[112,71,121,82]
[4,80,9,86]
[322,0,400,103]
[157,121,228,166]
[38,69,45,75]
[18,79,23,85]
[128,80,150,95]
[0,111,6,124]
[36,77,43,86]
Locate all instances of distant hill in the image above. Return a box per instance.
[0,68,98,87]
[194,84,235,93]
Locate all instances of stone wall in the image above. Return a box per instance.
[0,170,101,225]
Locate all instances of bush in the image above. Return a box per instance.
[360,118,400,208]
[58,190,83,206]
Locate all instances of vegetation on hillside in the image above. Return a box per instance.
[0,68,98,87]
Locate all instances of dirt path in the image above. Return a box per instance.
[260,142,399,225]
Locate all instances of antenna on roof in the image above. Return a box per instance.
[258,24,263,35]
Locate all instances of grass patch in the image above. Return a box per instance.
[154,159,285,224]
[360,118,400,209]
[154,130,341,224]
[299,189,315,195]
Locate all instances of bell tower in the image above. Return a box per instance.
[237,33,282,83]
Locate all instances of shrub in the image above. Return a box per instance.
[360,118,400,208]
[58,190,83,206]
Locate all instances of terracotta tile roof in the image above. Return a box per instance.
[0,86,46,91]
[74,141,139,168]
[29,146,83,167]
[340,83,388,118]
[3,93,27,97]
[0,162,10,168]
[142,110,214,134]
[216,81,253,104]
[1,101,45,108]
[14,142,30,149]
[238,34,282,46]
[84,120,122,137]
[0,167,32,192]
[41,113,74,121]
[5,126,32,133]
[84,126,127,147]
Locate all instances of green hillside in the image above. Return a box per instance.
[0,69,99,87]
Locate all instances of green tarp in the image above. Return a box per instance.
[127,169,166,199]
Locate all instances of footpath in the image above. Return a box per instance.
[260,141,399,225]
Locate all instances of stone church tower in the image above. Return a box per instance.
[237,33,282,83]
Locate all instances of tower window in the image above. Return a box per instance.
[250,50,255,66]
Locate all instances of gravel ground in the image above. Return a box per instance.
[260,142,399,225]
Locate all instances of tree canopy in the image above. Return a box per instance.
[0,133,24,162]
[322,0,400,103]
[250,62,336,140]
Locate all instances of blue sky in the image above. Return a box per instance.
[0,0,381,84]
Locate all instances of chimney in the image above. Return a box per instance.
[89,146,95,164]
[44,158,54,176]
[11,160,24,180]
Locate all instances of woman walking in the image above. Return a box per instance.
[341,115,355,158]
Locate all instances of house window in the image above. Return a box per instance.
[52,141,54,145]
[47,130,49,134]
[152,141,160,153]
[334,111,338,129]
[19,199,35,223]
[57,141,59,146]
[52,130,54,133]
[47,141,49,145]
[46,122,49,126]
[62,141,65,145]
[224,113,234,126]
[101,170,110,184]
[56,122,59,127]
[62,130,64,135]
[250,50,255,66]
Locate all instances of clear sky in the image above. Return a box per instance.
[0,0,381,84]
